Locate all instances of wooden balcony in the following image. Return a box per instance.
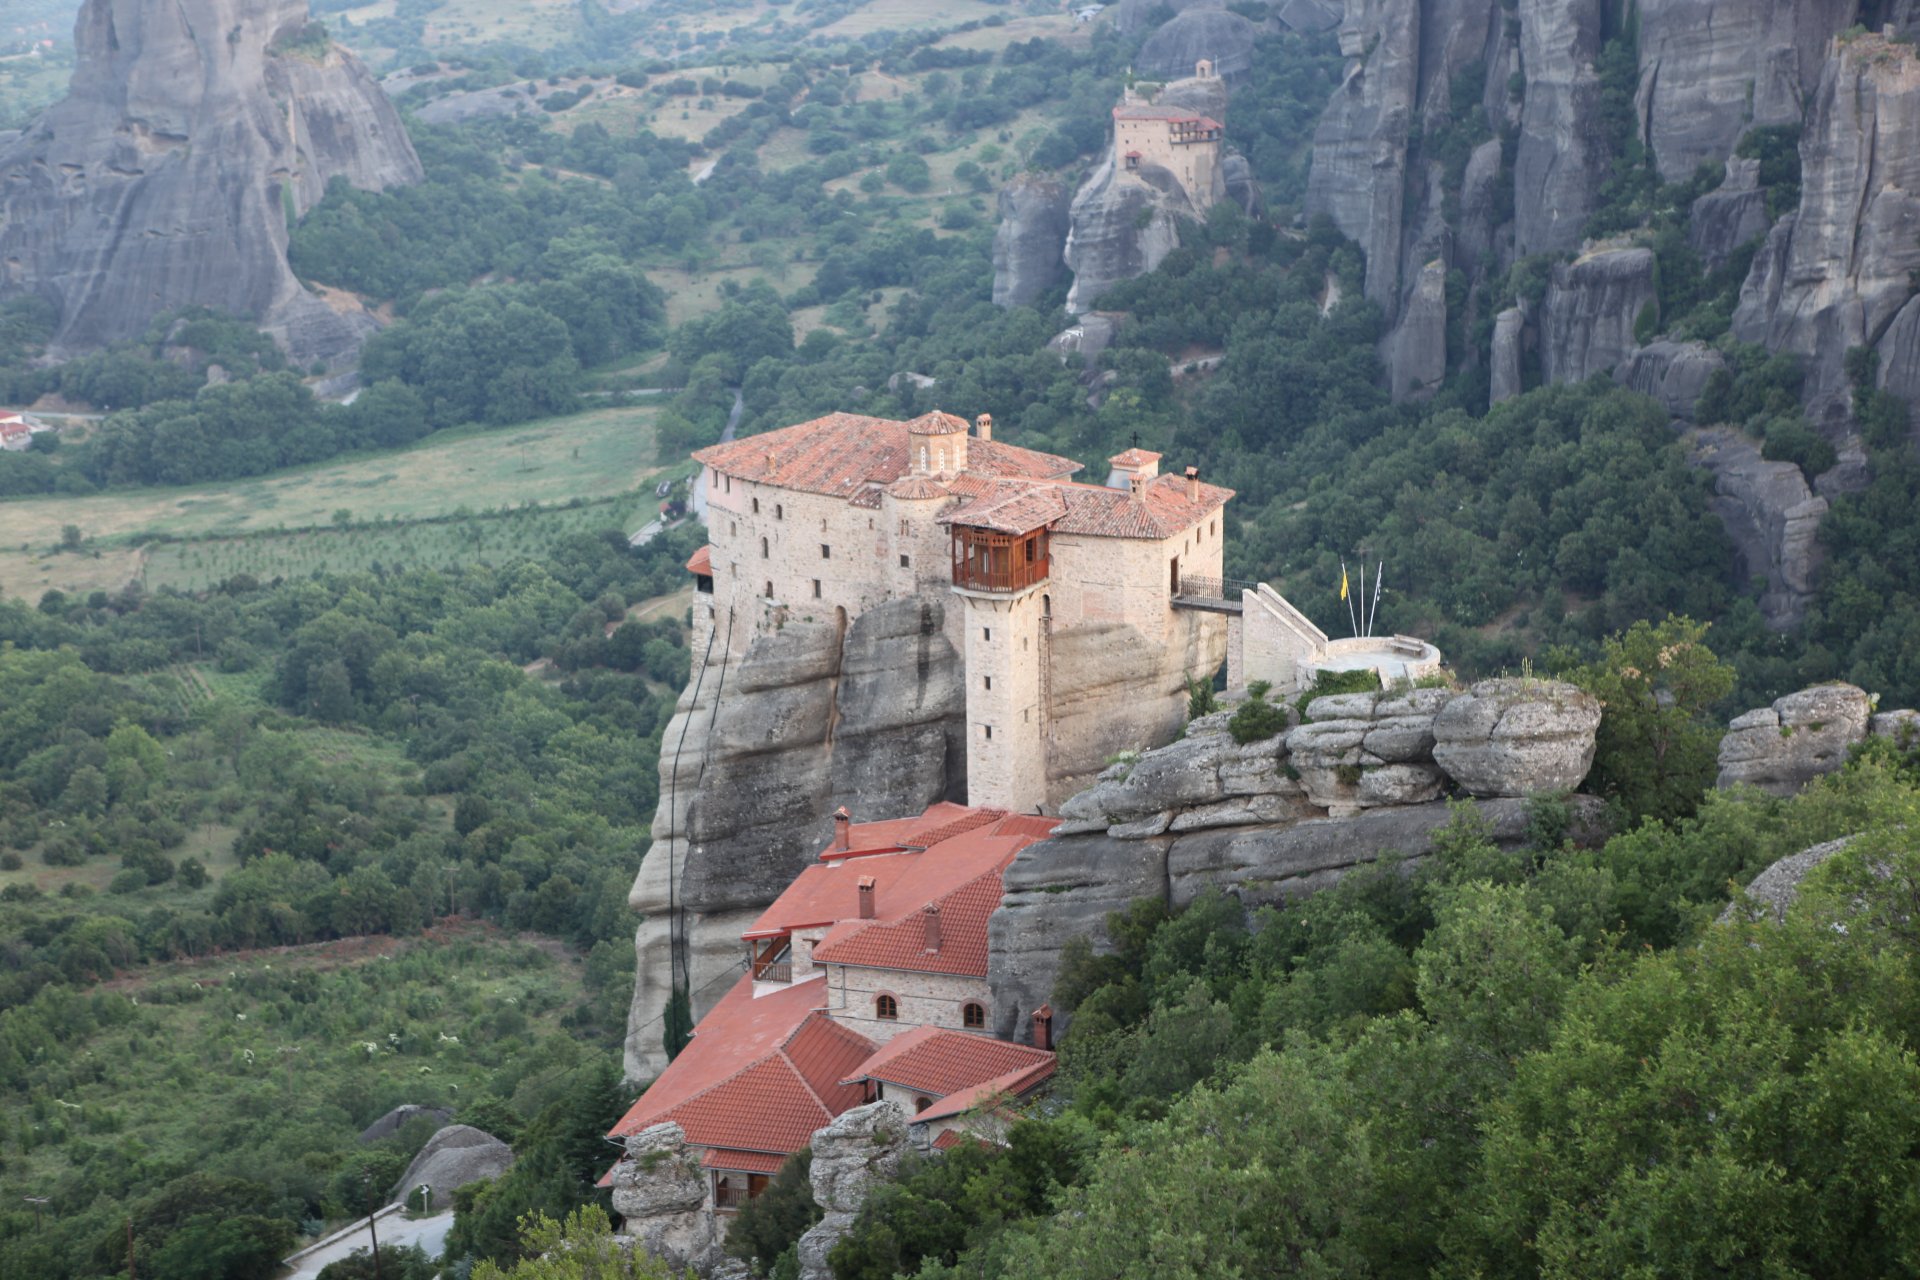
[951,527,1050,595]
[750,936,791,983]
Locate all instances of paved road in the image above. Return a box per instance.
[280,1208,454,1279]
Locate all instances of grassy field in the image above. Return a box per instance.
[0,405,662,598]
[140,494,653,592]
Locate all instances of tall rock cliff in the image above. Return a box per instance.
[624,599,967,1082]
[0,0,422,364]
[991,175,1072,309]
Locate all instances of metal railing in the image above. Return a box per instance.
[1174,574,1257,602]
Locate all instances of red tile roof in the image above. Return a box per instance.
[693,414,1079,502]
[843,1024,1055,1098]
[1109,447,1162,468]
[907,410,970,435]
[686,544,713,576]
[917,1059,1056,1124]
[701,1148,788,1174]
[608,975,874,1156]
[813,859,1014,977]
[941,472,1232,541]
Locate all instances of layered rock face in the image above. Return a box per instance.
[992,678,1605,1040]
[624,599,967,1082]
[609,1124,728,1273]
[1716,682,1875,793]
[0,0,421,364]
[1683,426,1827,628]
[1512,0,1606,255]
[1540,246,1657,384]
[794,1103,910,1280]
[1732,34,1920,426]
[1063,156,1196,313]
[1137,6,1259,82]
[991,175,1072,308]
[1615,339,1727,420]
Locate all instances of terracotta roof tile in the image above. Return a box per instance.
[686,544,713,576]
[1108,447,1163,468]
[693,414,1078,502]
[941,472,1231,541]
[917,1059,1056,1124]
[701,1148,789,1174]
[844,1025,1055,1098]
[907,411,970,435]
[885,475,951,500]
[812,863,1009,976]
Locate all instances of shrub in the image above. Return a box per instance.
[1228,687,1291,745]
[1293,668,1382,717]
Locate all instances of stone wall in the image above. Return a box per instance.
[823,965,993,1045]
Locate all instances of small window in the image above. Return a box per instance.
[761,536,769,559]
[821,544,831,559]
[875,994,898,1021]
[725,476,731,492]
[984,724,993,740]
[962,1001,986,1029]
[982,627,992,642]
[752,497,759,513]
[983,676,992,691]
[899,554,910,568]
[776,504,784,520]
[730,520,737,535]
[813,579,822,598]
[764,581,773,598]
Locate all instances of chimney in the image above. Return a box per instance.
[975,413,993,442]
[1185,465,1200,503]
[1129,474,1146,506]
[857,875,876,919]
[922,904,941,953]
[1032,1003,1054,1051]
[765,451,777,477]
[831,806,851,853]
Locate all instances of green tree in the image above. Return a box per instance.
[471,1206,681,1279]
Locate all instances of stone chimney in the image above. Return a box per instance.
[922,903,941,953]
[975,413,993,442]
[1032,1003,1054,1051]
[1106,446,1162,492]
[857,874,876,919]
[832,805,851,853]
[1129,474,1147,506]
[1185,465,1200,502]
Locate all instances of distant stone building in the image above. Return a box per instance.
[0,410,50,452]
[690,411,1233,813]
[1110,80,1225,211]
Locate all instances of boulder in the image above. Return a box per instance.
[1541,247,1658,385]
[609,1123,720,1271]
[1688,156,1775,269]
[795,1102,910,1280]
[992,174,1072,309]
[1873,709,1920,744]
[1137,7,1259,83]
[0,0,423,364]
[1287,687,1450,813]
[1720,836,1856,924]
[1616,340,1727,421]
[358,1103,452,1144]
[1429,678,1602,797]
[392,1124,513,1210]
[1683,426,1827,630]
[1716,683,1873,795]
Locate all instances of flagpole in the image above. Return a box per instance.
[1342,560,1357,637]
[1356,562,1365,637]
[1370,562,1383,637]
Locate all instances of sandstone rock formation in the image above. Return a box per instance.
[1490,306,1527,405]
[795,1102,910,1280]
[1732,33,1920,426]
[1137,6,1259,83]
[1719,835,1856,923]
[625,599,966,1082]
[1381,259,1450,402]
[358,1103,452,1144]
[1634,0,1857,182]
[392,1124,513,1209]
[1688,157,1775,269]
[609,1123,725,1272]
[992,677,1606,1039]
[0,0,422,364]
[1616,340,1727,421]
[1683,426,1827,629]
[992,175,1072,308]
[1063,155,1194,314]
[1540,246,1657,385]
[1716,682,1874,794]
[1513,0,1606,255]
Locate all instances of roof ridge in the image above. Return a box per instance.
[663,1054,831,1152]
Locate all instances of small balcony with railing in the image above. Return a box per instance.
[950,526,1050,596]
[749,936,792,988]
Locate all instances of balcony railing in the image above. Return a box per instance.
[1174,574,1257,602]
[714,1183,747,1211]
[754,960,792,983]
[750,937,792,983]
[952,527,1051,595]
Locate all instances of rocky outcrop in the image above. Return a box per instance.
[1732,34,1920,427]
[1683,426,1827,629]
[989,793,1608,1043]
[392,1125,513,1209]
[625,599,966,1082]
[1220,153,1266,217]
[1064,156,1192,313]
[358,1103,452,1143]
[1137,6,1259,82]
[1541,247,1657,385]
[1048,313,1122,366]
[1430,678,1602,796]
[1382,259,1449,401]
[1634,0,1856,182]
[1716,682,1874,794]
[1616,339,1727,420]
[794,1102,910,1280]
[1688,157,1775,269]
[609,1123,725,1272]
[1720,835,1857,923]
[1490,306,1527,405]
[992,175,1072,309]
[1513,0,1606,255]
[0,0,422,364]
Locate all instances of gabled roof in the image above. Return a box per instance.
[686,544,713,576]
[811,848,1019,977]
[608,976,874,1155]
[942,472,1233,541]
[843,1024,1055,1099]
[693,413,1080,501]
[917,1059,1056,1124]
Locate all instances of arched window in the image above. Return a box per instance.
[760,536,769,559]
[962,1001,986,1030]
[875,994,898,1020]
[915,1096,933,1114]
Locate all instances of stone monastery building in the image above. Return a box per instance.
[689,410,1234,812]
[1111,79,1224,211]
[608,803,1060,1217]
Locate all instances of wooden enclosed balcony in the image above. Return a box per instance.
[951,527,1050,595]
[749,936,791,984]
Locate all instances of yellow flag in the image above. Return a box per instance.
[1339,567,1349,600]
